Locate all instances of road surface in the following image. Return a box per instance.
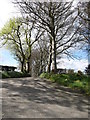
[1,77,89,118]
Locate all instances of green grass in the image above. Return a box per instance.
[0,71,31,79]
[40,72,90,95]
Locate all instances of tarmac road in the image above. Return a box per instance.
[1,77,89,118]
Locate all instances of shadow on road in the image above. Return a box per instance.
[2,77,89,118]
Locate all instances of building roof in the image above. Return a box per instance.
[0,65,17,69]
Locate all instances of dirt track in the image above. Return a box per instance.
[1,77,89,118]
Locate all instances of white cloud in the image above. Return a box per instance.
[57,58,88,72]
[0,0,19,29]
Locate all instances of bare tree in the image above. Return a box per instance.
[23,17,44,73]
[0,18,25,72]
[13,1,89,74]
[0,17,44,73]
[77,2,90,62]
[31,36,49,76]
[14,1,83,72]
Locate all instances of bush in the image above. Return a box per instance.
[40,72,90,95]
[72,80,84,88]
[53,74,69,84]
[1,71,31,79]
[77,70,83,75]
[1,71,10,78]
[40,72,53,79]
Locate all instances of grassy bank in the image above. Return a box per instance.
[40,72,90,95]
[0,71,31,79]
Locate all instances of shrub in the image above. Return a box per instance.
[40,72,53,79]
[1,71,31,79]
[40,72,90,95]
[77,70,83,76]
[68,73,78,81]
[72,80,84,88]
[2,71,10,78]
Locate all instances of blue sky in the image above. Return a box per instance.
[57,49,88,72]
[0,47,88,72]
[0,48,18,67]
[0,0,88,72]
[0,0,19,67]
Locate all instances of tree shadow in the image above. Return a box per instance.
[2,77,89,118]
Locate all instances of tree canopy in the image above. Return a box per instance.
[0,1,89,75]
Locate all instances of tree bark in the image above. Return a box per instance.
[52,38,57,73]
[48,3,57,73]
[21,61,24,72]
[87,2,90,64]
[40,53,43,74]
[27,61,30,73]
[47,39,52,73]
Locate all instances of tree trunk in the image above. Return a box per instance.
[27,46,31,74]
[52,39,57,73]
[27,60,31,74]
[87,2,90,64]
[21,61,24,72]
[40,53,43,74]
[47,39,52,73]
[49,5,57,73]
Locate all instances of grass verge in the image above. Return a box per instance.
[40,72,90,95]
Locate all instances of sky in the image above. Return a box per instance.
[0,0,88,72]
[0,0,19,67]
[0,0,15,28]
